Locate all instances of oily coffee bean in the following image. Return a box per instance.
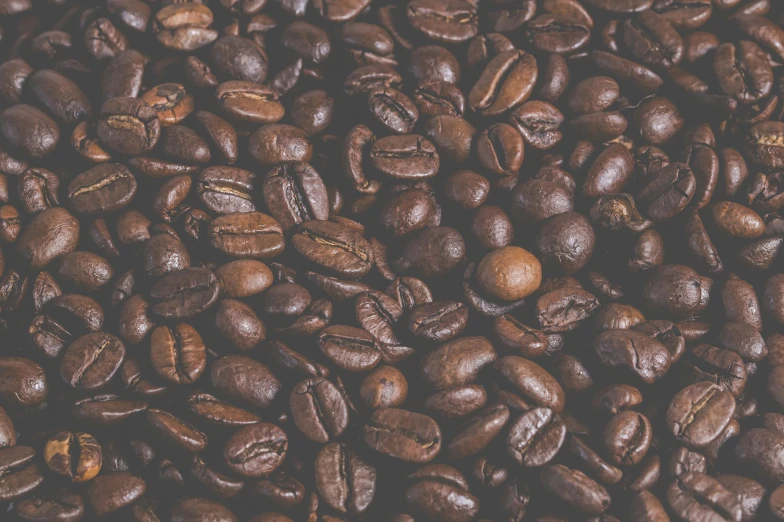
[469,50,537,117]
[290,378,349,443]
[0,446,44,501]
[263,162,329,231]
[405,465,478,522]
[223,422,287,478]
[85,472,145,516]
[314,442,376,514]
[150,323,206,385]
[506,407,566,467]
[67,163,137,214]
[364,408,441,463]
[96,97,160,155]
[209,212,285,260]
[0,104,59,160]
[666,382,736,449]
[667,472,742,522]
[150,267,220,319]
[293,220,372,279]
[60,332,125,390]
[14,489,85,522]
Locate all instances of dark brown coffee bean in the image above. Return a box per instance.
[150,267,220,319]
[667,472,742,522]
[263,162,329,231]
[249,124,312,165]
[364,408,441,463]
[293,220,372,278]
[469,50,537,116]
[61,332,125,390]
[224,423,287,478]
[211,355,281,410]
[290,378,349,443]
[153,3,217,51]
[150,323,206,385]
[405,465,478,522]
[68,163,137,214]
[208,212,285,260]
[506,407,566,467]
[594,329,673,384]
[14,489,85,522]
[314,442,376,514]
[666,382,735,449]
[0,446,44,501]
[602,411,652,466]
[97,97,160,155]
[540,464,611,515]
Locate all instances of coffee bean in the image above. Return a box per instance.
[96,97,160,155]
[506,407,566,467]
[293,220,372,278]
[0,446,44,501]
[405,465,478,522]
[315,442,376,513]
[67,163,137,214]
[540,464,611,515]
[43,431,102,482]
[469,50,537,116]
[150,323,206,385]
[210,355,281,410]
[150,267,220,319]
[666,382,736,449]
[85,472,145,516]
[0,104,59,159]
[14,489,84,522]
[60,332,125,391]
[667,472,742,522]
[290,378,349,443]
[224,423,287,478]
[364,408,441,463]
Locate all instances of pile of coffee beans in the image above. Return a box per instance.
[2,0,784,520]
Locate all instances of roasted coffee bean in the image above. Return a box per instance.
[86,472,145,516]
[666,382,736,449]
[594,329,673,384]
[0,104,59,160]
[208,212,285,260]
[14,489,85,522]
[43,431,102,482]
[263,162,329,231]
[364,408,441,463]
[540,464,611,515]
[224,422,287,478]
[216,82,283,125]
[369,134,439,180]
[96,97,160,155]
[61,332,125,390]
[667,472,742,522]
[496,356,565,412]
[315,442,376,514]
[150,323,206,385]
[469,50,537,116]
[290,378,349,443]
[68,163,137,215]
[150,267,220,319]
[0,446,44,501]
[506,407,566,467]
[293,220,372,278]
